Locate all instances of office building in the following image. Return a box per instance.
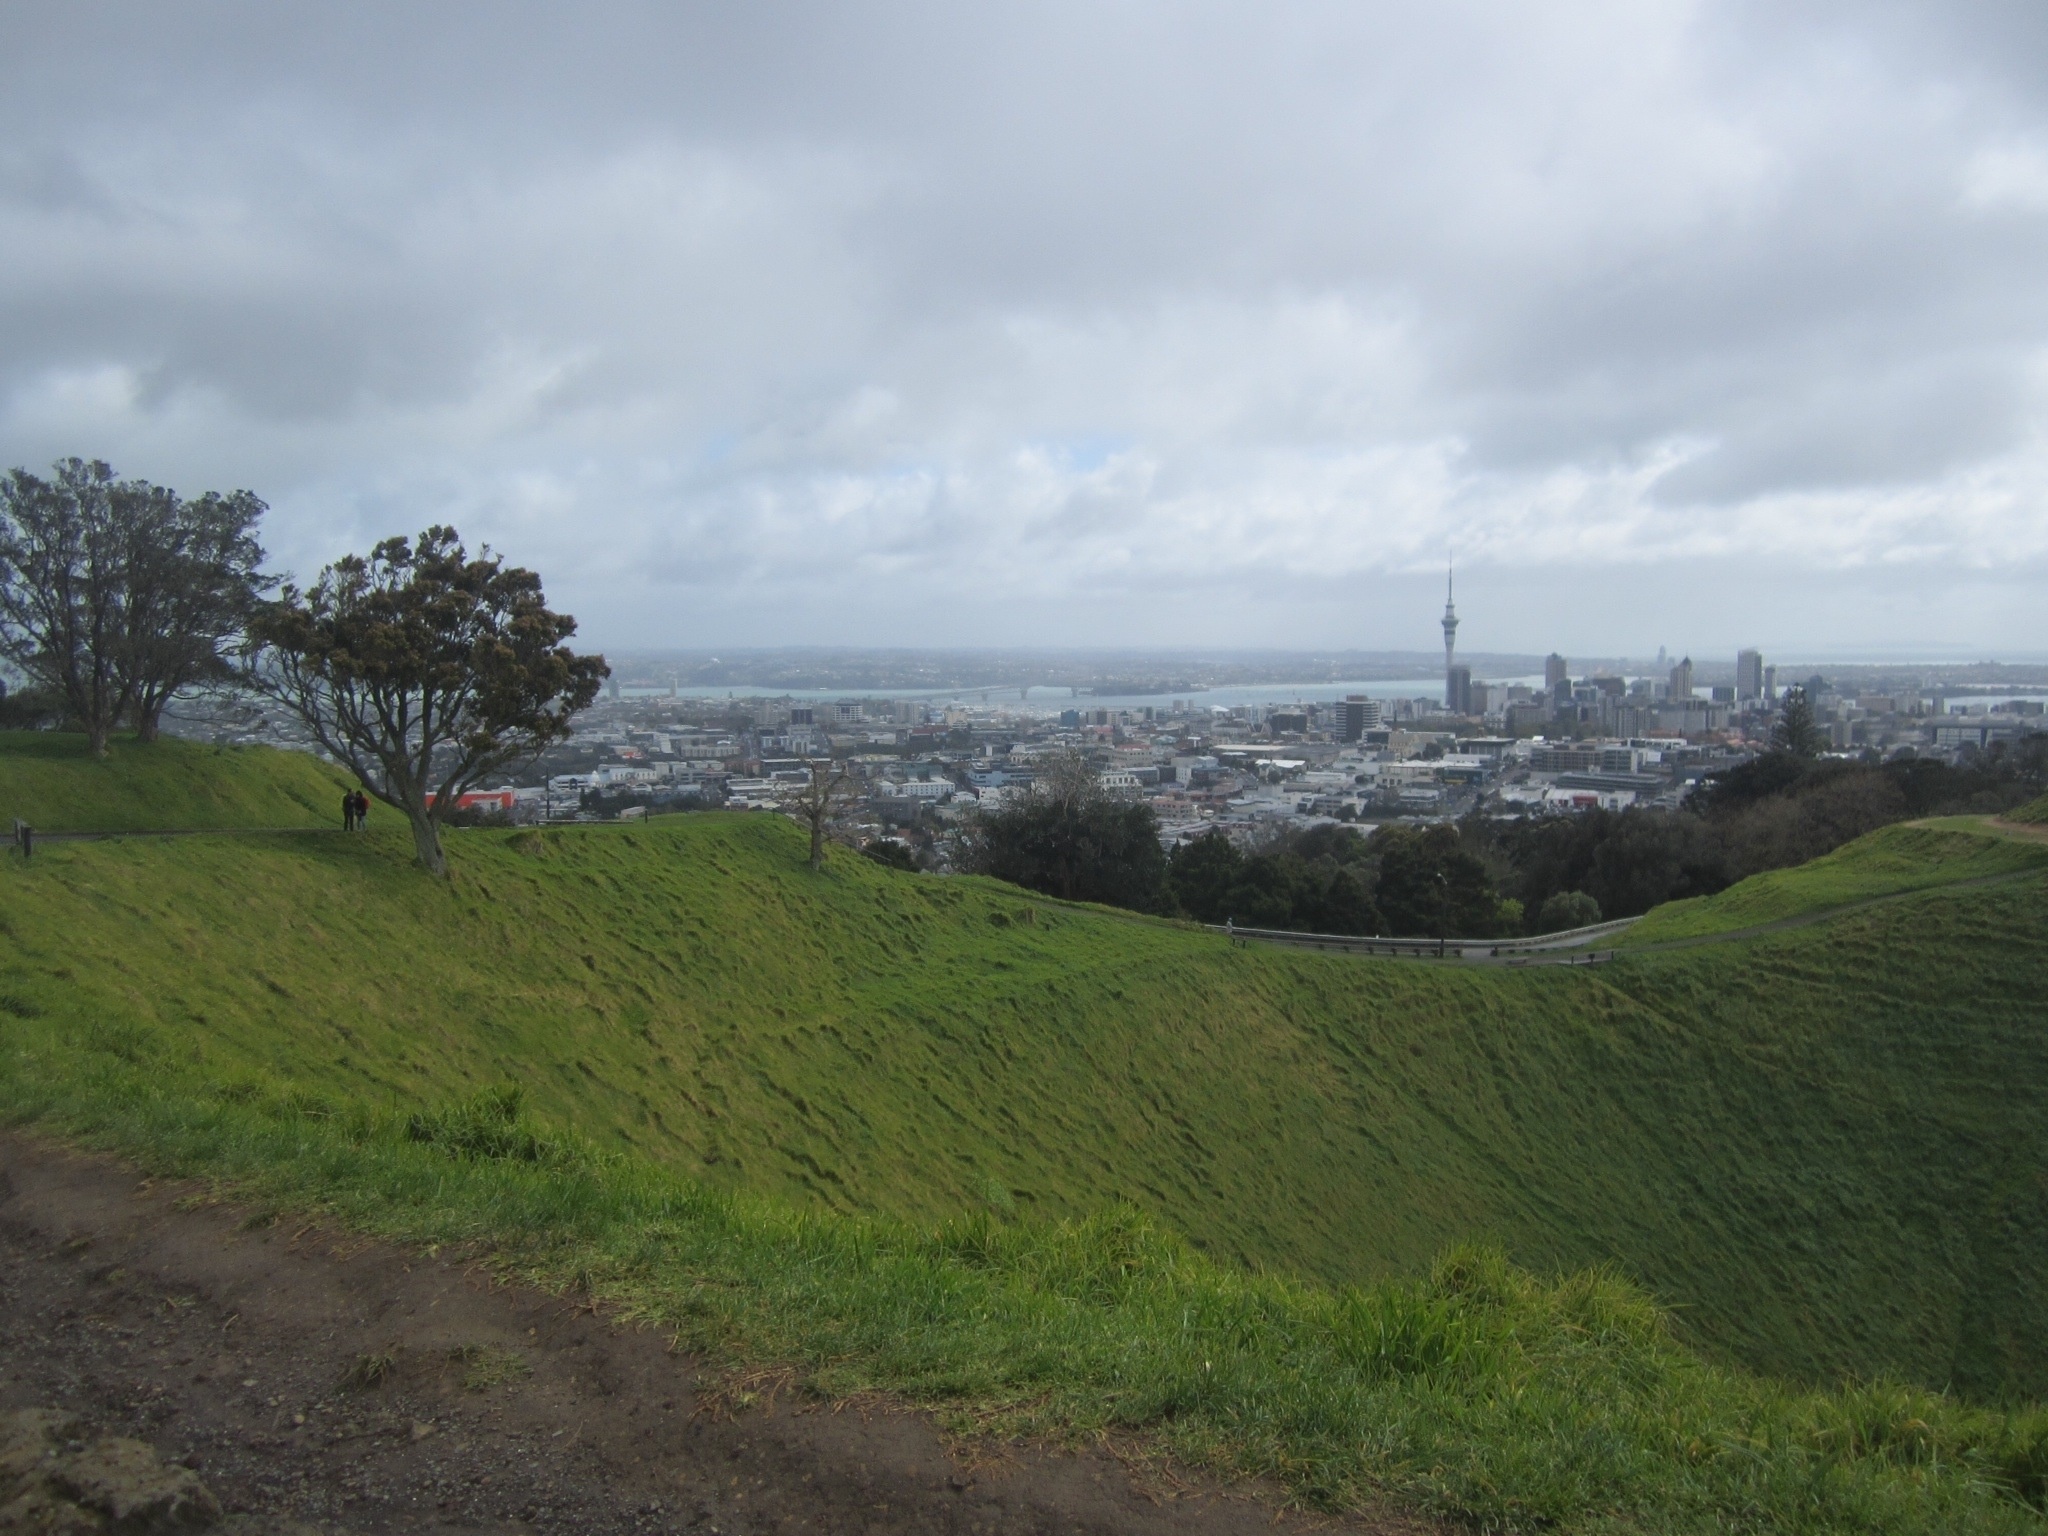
[1669,656,1694,700]
[1334,695,1383,742]
[1736,649,1764,701]
[1545,653,1568,691]
[1446,665,1473,716]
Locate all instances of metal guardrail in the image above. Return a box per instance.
[1208,913,1640,963]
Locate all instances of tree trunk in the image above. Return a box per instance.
[403,802,447,875]
[809,814,826,870]
[85,717,109,758]
[134,708,160,743]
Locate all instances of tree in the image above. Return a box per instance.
[964,749,1167,910]
[115,484,269,741]
[1535,889,1602,933]
[1165,826,1381,935]
[0,460,127,755]
[1373,824,1501,937]
[1772,686,1824,757]
[791,756,856,870]
[862,838,918,871]
[0,459,273,754]
[1165,831,1244,920]
[247,527,607,874]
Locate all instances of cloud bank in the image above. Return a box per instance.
[3,2,2046,656]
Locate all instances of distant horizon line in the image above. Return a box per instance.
[588,644,2048,668]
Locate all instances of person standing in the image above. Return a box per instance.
[352,790,370,831]
[341,789,356,832]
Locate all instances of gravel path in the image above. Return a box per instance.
[0,1133,1423,1536]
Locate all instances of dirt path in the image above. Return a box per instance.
[0,1134,1421,1536]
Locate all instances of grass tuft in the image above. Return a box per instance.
[340,1350,398,1391]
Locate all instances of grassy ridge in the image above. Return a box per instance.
[0,732,352,831]
[1623,821,2048,943]
[4,797,2048,1401]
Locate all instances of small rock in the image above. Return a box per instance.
[409,1421,435,1442]
[0,1408,81,1485]
[1,1410,223,1534]
[48,1436,222,1532]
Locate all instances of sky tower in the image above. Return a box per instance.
[1441,559,1458,673]
[1441,559,1470,716]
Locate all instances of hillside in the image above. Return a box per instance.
[0,731,353,831]
[1622,820,2048,943]
[2008,791,2048,825]
[3,750,2047,1409]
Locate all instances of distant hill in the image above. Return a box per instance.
[0,732,352,832]
[3,741,2046,1405]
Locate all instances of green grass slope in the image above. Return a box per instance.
[4,801,2048,1407]
[0,732,352,831]
[1622,821,2048,944]
[2006,792,2048,826]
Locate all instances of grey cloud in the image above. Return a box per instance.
[1,2,2045,652]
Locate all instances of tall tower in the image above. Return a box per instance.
[1441,560,1468,716]
[1441,560,1459,675]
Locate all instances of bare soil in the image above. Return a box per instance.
[0,1134,1424,1535]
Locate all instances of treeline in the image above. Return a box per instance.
[966,741,2048,937]
[0,458,268,753]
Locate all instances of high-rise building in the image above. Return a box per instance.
[1669,656,1694,700]
[1446,665,1473,716]
[1763,665,1778,700]
[1736,649,1764,701]
[1545,653,1568,691]
[1334,695,1383,742]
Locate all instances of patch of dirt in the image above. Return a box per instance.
[0,1134,1428,1535]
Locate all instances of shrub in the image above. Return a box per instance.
[1535,890,1601,933]
[406,1083,559,1162]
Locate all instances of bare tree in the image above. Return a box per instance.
[247,527,607,874]
[1026,747,1101,814]
[790,756,856,870]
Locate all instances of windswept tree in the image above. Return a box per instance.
[247,527,608,874]
[0,458,272,754]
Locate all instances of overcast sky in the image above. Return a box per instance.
[3,3,2046,660]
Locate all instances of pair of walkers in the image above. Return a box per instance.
[340,789,372,832]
